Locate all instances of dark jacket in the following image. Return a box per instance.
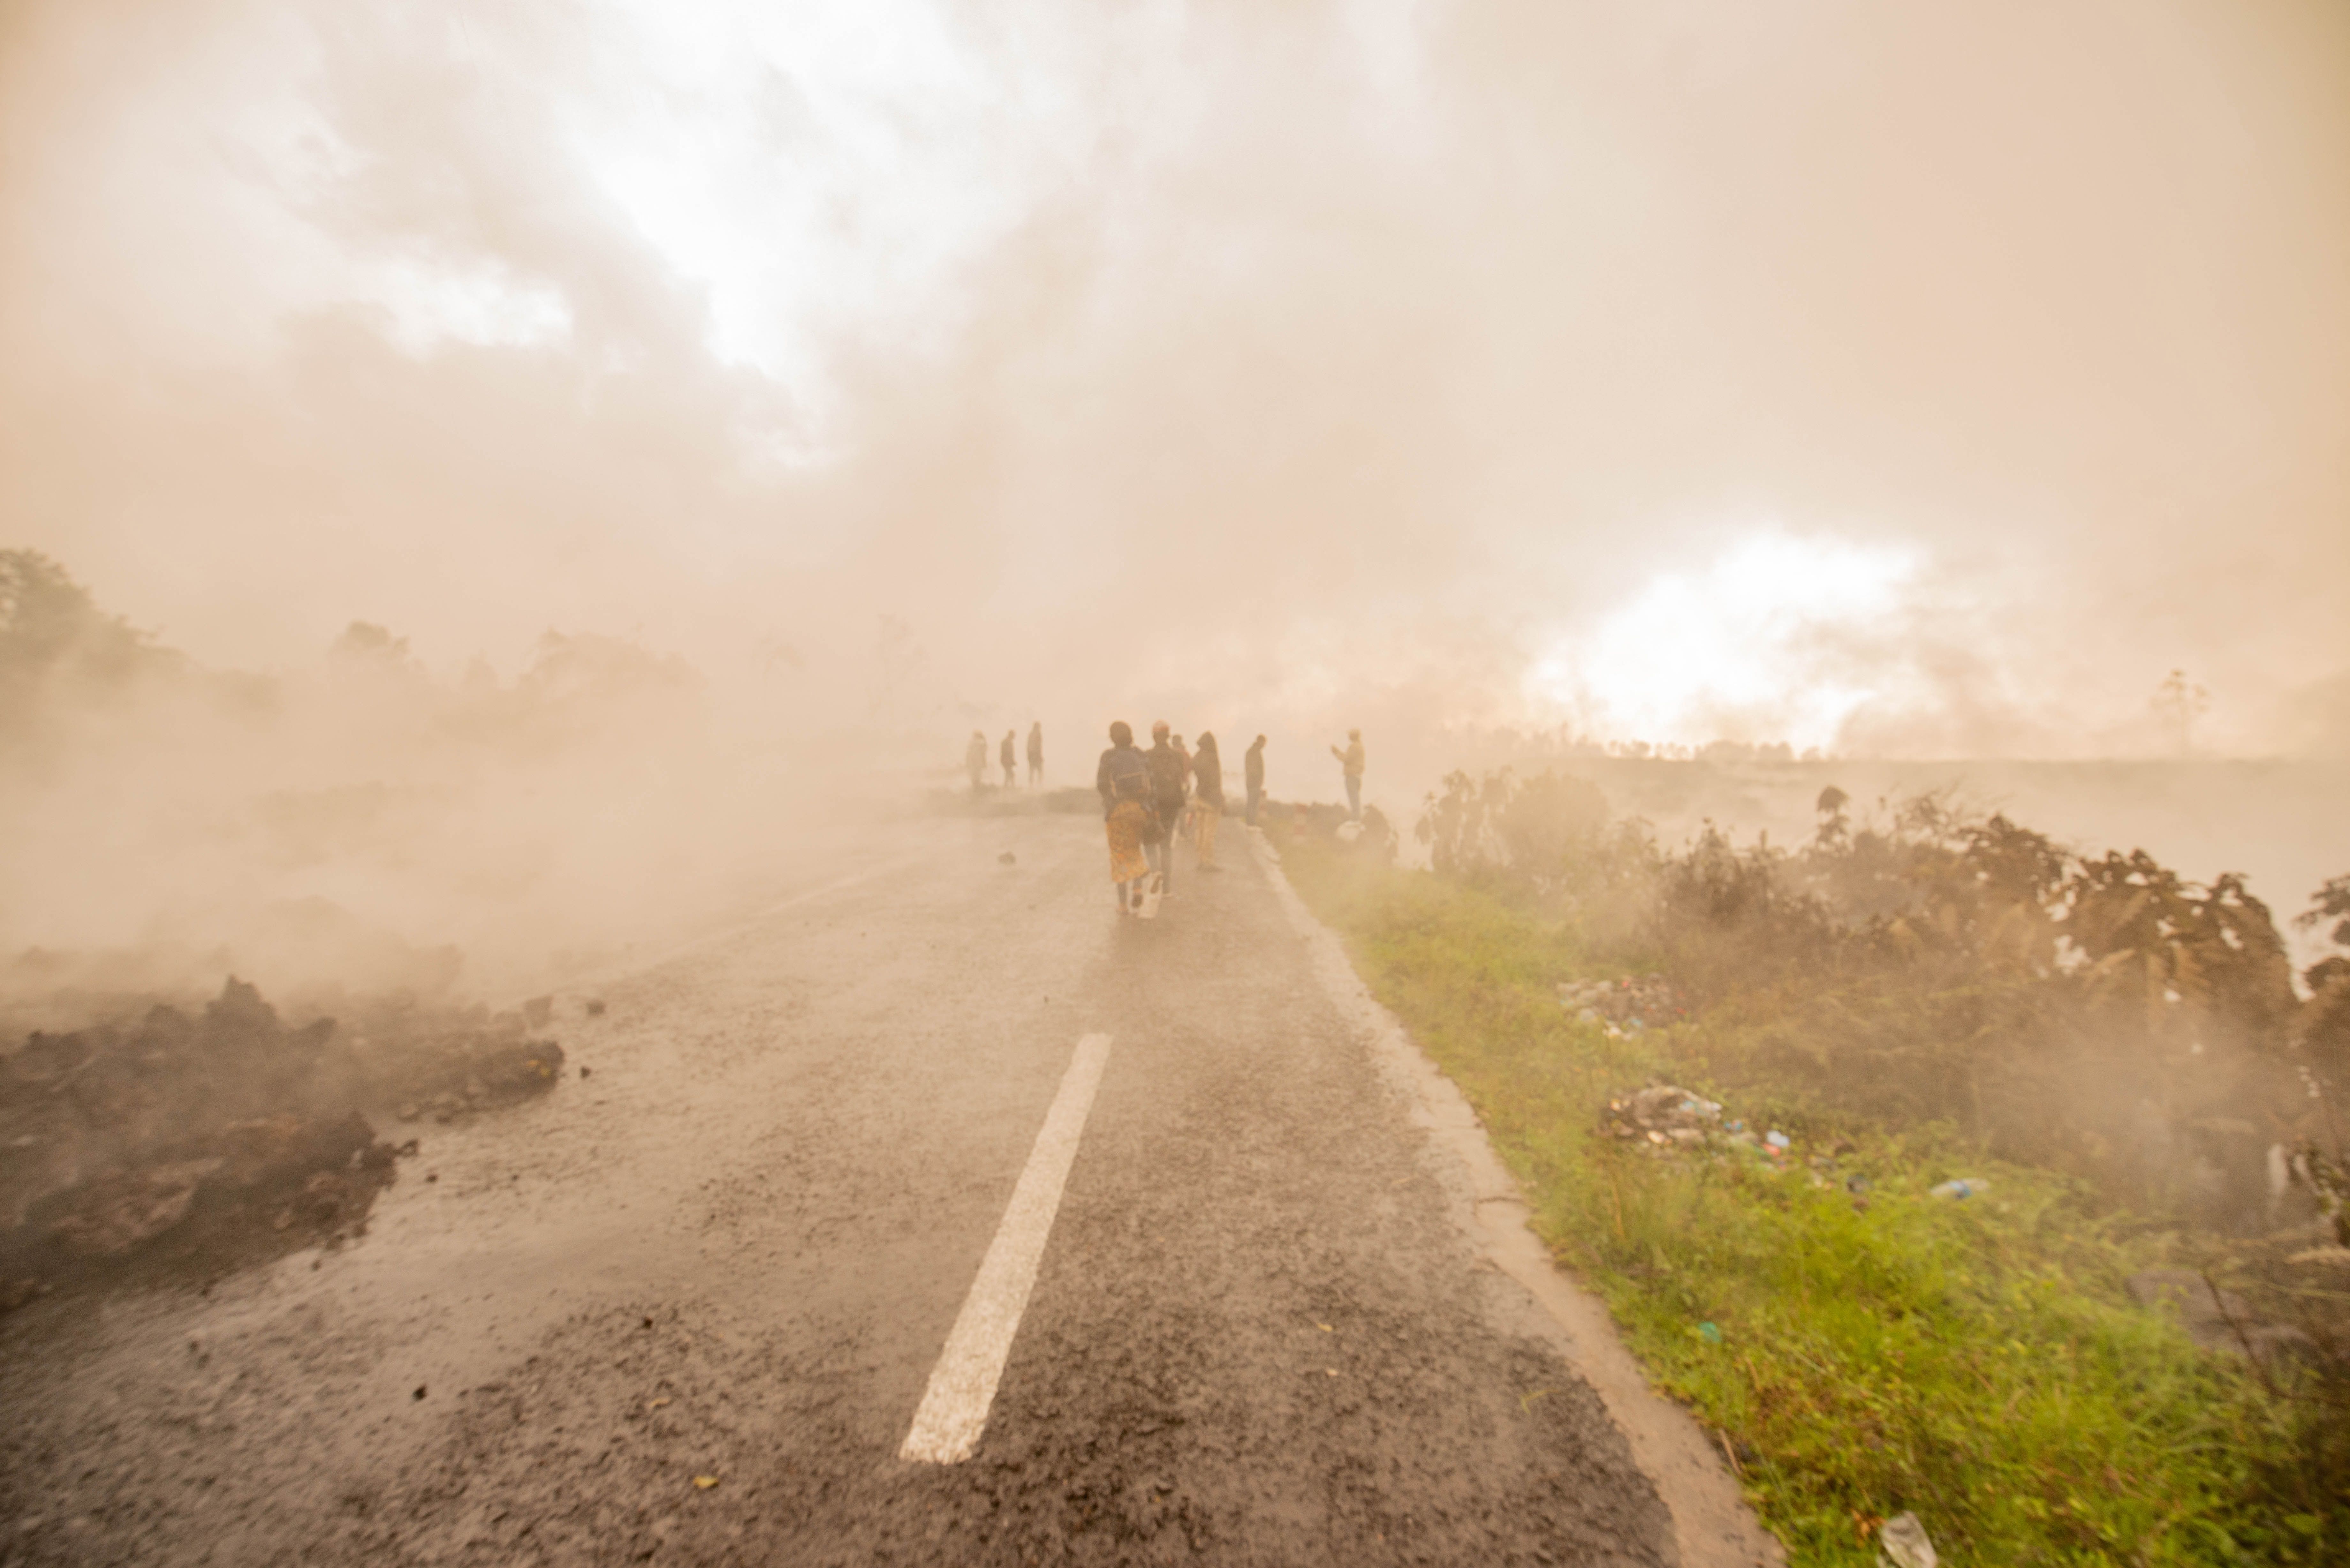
[1096,745,1152,818]
[1145,741,1187,812]
[1244,742,1265,790]
[1192,738,1224,806]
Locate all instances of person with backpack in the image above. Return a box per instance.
[1144,721,1189,896]
[1095,721,1156,914]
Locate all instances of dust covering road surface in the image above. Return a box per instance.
[0,811,1775,1566]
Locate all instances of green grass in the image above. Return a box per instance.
[1279,837,2318,1567]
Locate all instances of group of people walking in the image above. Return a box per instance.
[1095,723,1357,917]
[967,723,1045,789]
[1095,722,1243,915]
[955,718,1366,916]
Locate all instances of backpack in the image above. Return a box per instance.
[1103,747,1153,804]
[1146,745,1188,805]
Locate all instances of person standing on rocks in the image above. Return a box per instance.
[1000,729,1018,788]
[1095,721,1155,914]
[1026,721,1044,788]
[1244,735,1267,827]
[1191,732,1225,871]
[1331,728,1365,821]
[1144,721,1188,896]
[966,730,989,791]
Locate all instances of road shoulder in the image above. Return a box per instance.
[1249,827,1786,1568]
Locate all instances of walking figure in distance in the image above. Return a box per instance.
[1026,721,1044,787]
[1191,731,1225,870]
[965,730,989,792]
[1095,721,1156,915]
[1331,728,1365,821]
[1144,721,1188,897]
[1000,729,1017,788]
[1171,734,1195,843]
[1244,734,1266,827]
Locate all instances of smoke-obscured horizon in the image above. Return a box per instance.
[6,0,2346,757]
[4,0,2349,991]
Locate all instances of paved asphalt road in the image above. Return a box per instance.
[0,804,1772,1567]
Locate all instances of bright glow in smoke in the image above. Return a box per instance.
[1530,531,1923,751]
[568,0,1089,401]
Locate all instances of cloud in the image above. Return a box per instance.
[0,0,2343,761]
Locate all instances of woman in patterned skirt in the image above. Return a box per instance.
[1095,721,1156,914]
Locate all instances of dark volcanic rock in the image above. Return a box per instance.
[0,977,565,1306]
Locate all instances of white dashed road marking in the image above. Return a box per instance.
[900,1031,1112,1464]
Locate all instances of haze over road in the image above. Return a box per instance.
[0,808,1764,1566]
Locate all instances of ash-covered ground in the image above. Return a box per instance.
[0,976,569,1315]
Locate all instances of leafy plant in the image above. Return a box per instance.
[1281,834,2339,1564]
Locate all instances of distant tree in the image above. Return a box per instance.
[1813,785,1851,850]
[516,630,699,706]
[1416,766,1611,887]
[0,549,176,735]
[2297,874,2350,1122]
[330,621,413,664]
[2151,668,2209,756]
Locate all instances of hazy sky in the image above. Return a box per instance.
[4,0,2346,757]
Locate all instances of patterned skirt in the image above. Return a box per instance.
[1105,800,1152,884]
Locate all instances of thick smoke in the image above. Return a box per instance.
[2,0,2347,978]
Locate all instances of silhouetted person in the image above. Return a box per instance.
[1096,721,1154,914]
[1170,734,1197,845]
[1144,721,1187,894]
[966,730,989,791]
[1192,732,1225,870]
[1244,734,1266,827]
[1331,728,1365,820]
[1001,729,1017,787]
[1026,721,1044,787]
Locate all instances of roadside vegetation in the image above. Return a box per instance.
[1272,774,2350,1566]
